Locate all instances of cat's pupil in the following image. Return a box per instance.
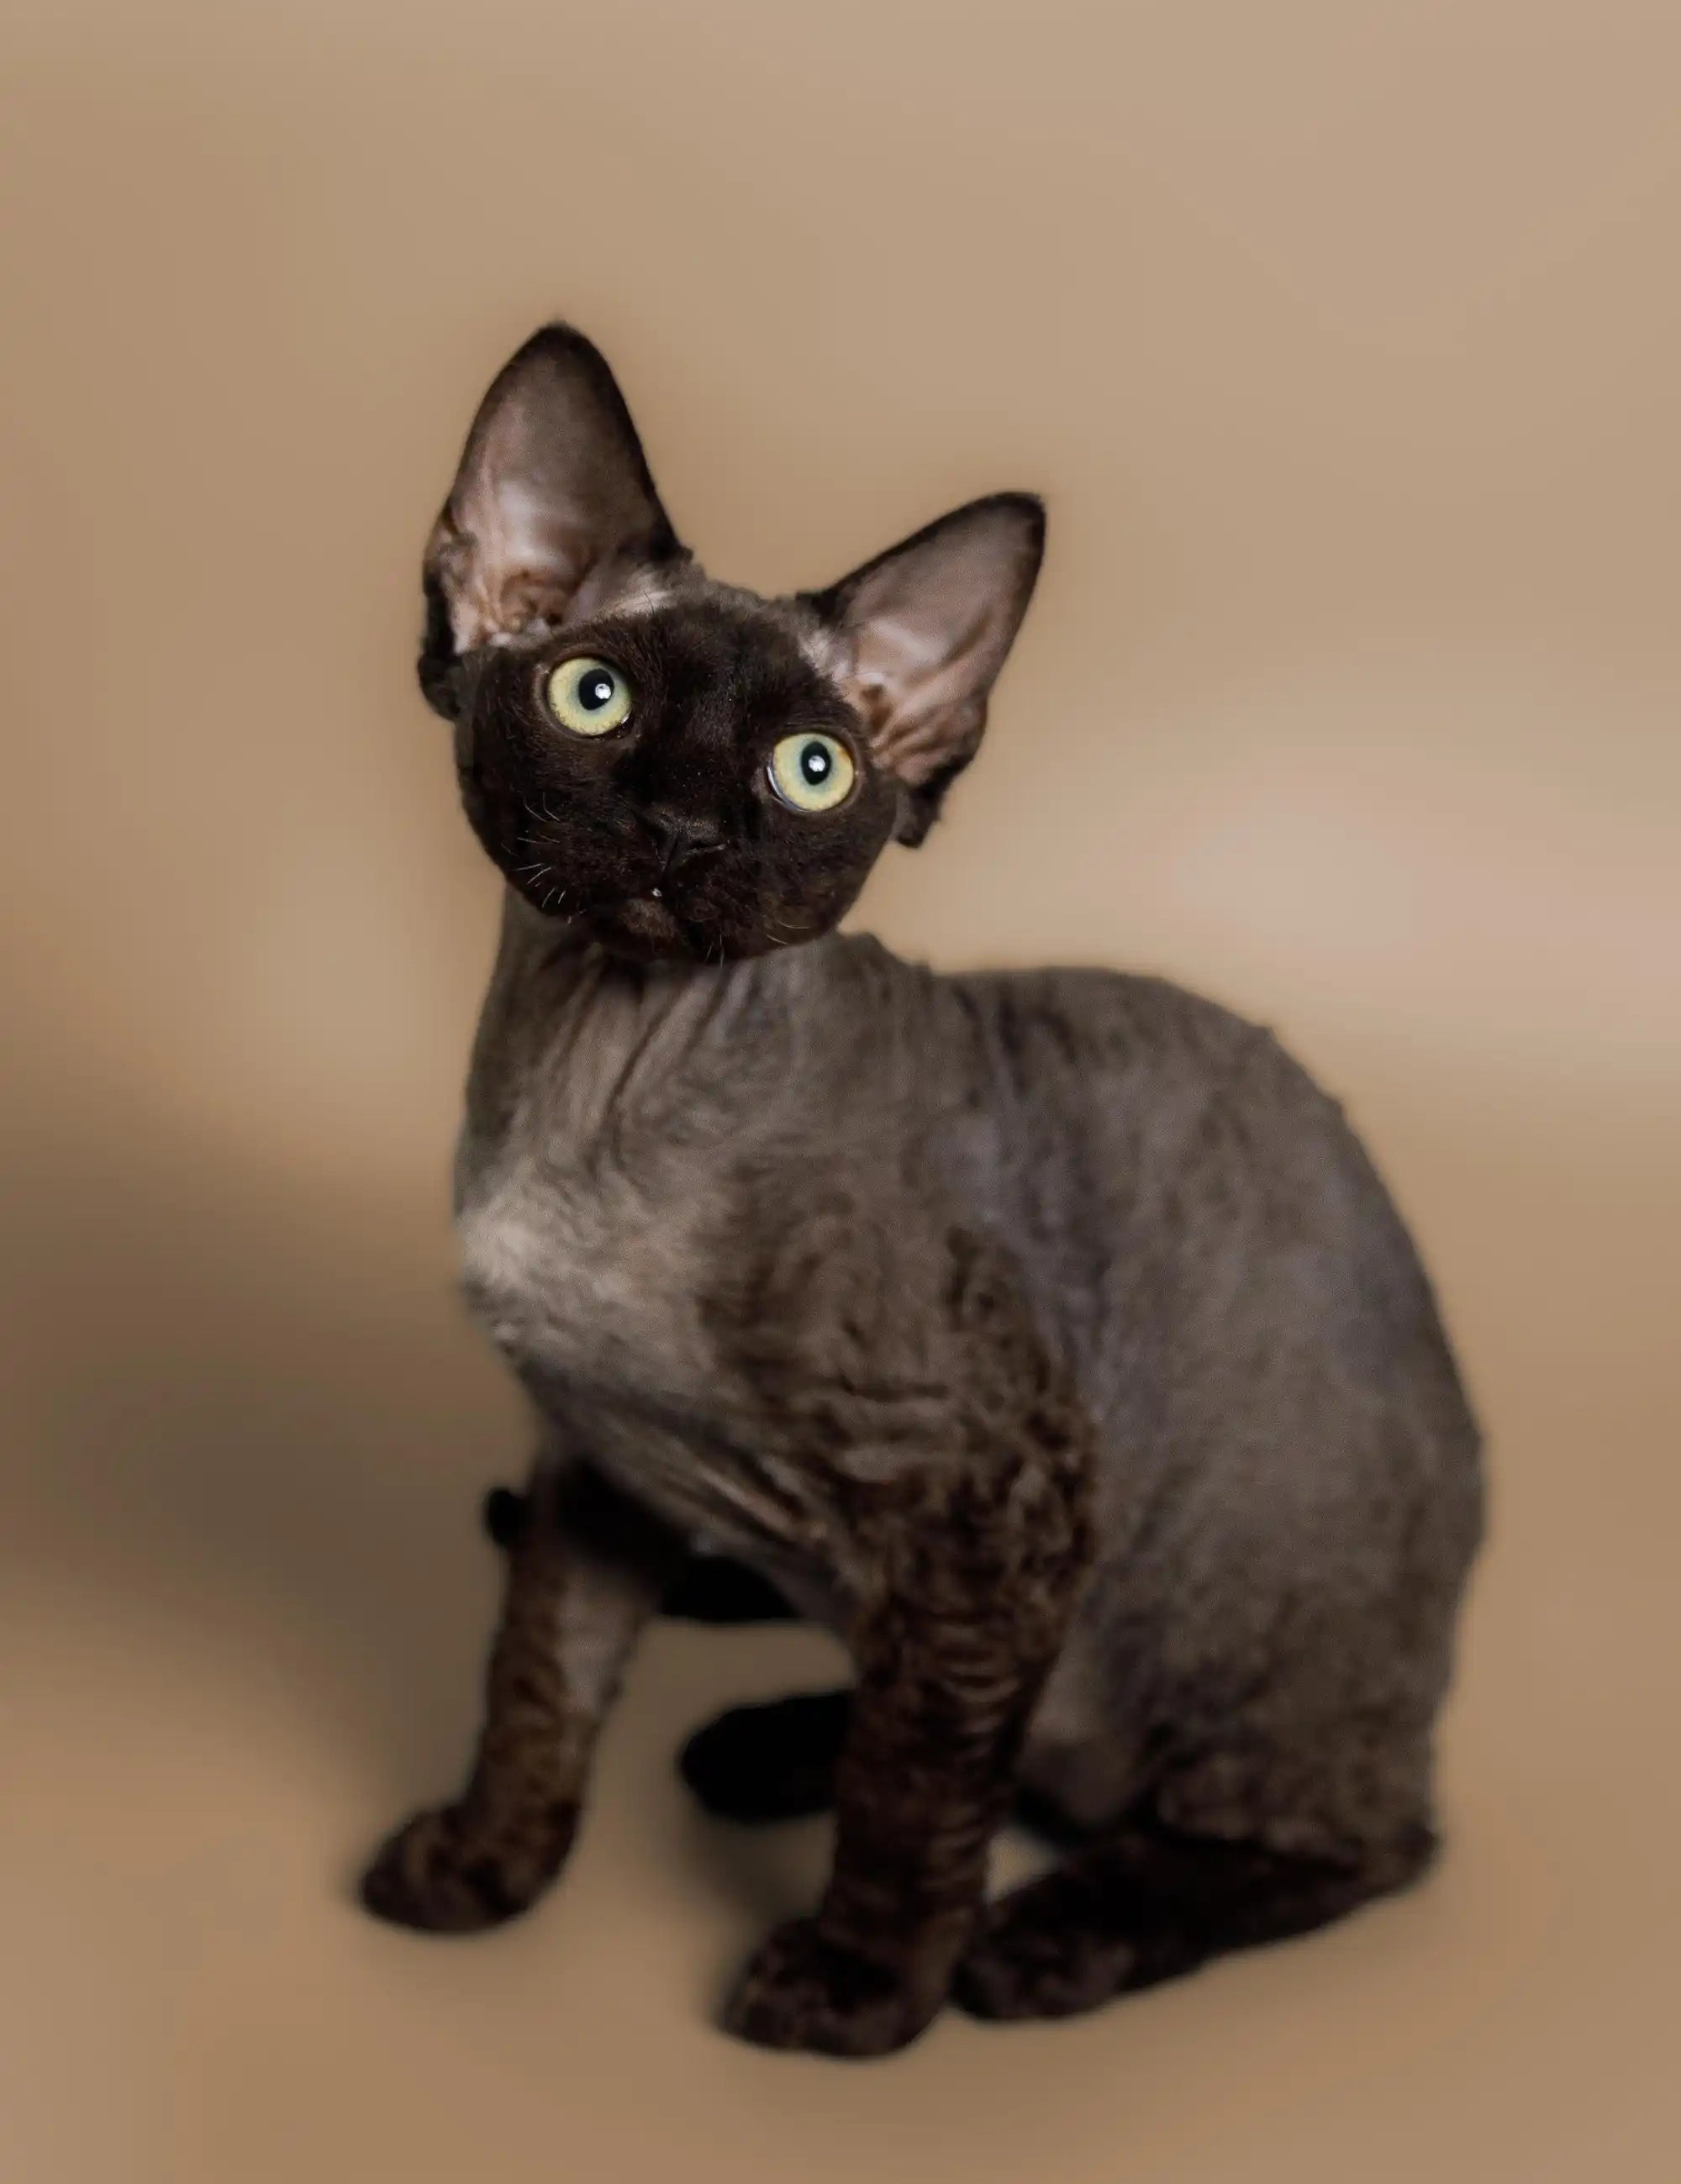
[799,741,832,785]
[579,671,614,711]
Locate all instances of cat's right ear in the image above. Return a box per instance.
[803,493,1046,845]
[418,325,687,718]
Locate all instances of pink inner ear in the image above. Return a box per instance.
[424,325,683,658]
[429,538,568,654]
[432,458,601,653]
[851,677,986,789]
[814,494,1043,795]
[846,603,1002,785]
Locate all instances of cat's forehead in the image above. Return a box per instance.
[599,588,845,727]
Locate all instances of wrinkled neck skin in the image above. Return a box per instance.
[454,887,920,1220]
[451,884,952,1591]
[478,885,870,1066]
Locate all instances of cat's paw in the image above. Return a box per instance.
[721,1918,942,2058]
[953,1873,1185,2021]
[678,1690,848,1823]
[357,1801,577,1934]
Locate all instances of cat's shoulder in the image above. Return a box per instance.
[944,959,1291,1074]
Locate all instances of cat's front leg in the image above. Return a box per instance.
[723,1452,1092,2058]
[361,1455,682,1934]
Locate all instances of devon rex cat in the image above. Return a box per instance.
[359,324,1483,2058]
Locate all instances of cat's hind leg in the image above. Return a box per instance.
[484,1489,798,1624]
[954,1802,1436,2022]
[661,1554,802,1624]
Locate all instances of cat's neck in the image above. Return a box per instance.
[458,888,933,1223]
[492,887,792,1009]
[472,887,874,1134]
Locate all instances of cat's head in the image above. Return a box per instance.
[419,324,1044,963]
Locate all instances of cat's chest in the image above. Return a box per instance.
[445,923,958,1590]
[454,1107,716,1406]
[454,1118,851,1592]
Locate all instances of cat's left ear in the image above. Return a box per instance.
[418,324,687,716]
[804,492,1045,845]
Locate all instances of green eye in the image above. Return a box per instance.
[768,733,856,813]
[545,656,633,737]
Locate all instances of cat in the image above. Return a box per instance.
[359,324,1484,2059]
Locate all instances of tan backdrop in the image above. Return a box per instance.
[2,3,1677,2178]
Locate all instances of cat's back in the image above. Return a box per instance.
[931,955,1383,1260]
[926,958,1479,1482]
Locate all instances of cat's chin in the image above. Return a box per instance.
[508,878,793,966]
[598,893,685,950]
[586,894,764,967]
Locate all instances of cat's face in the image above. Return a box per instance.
[420,326,1044,965]
[449,592,899,961]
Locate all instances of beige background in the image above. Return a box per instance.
[3,2,1678,2178]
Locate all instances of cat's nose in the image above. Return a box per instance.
[640,808,725,881]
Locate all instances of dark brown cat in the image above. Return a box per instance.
[360,324,1483,2058]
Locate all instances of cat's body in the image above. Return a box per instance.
[361,324,1483,2057]
[458,895,1478,1849]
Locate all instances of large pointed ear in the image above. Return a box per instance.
[419,324,687,715]
[804,492,1045,844]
